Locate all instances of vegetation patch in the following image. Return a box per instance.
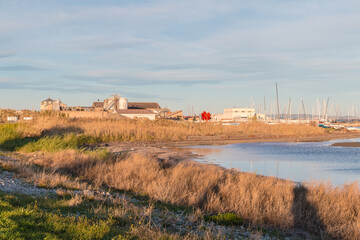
[205,212,244,226]
[18,134,98,152]
[1,115,328,153]
[0,192,117,240]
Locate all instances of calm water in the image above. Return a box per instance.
[185,138,360,186]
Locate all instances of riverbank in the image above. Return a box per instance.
[2,118,360,239]
[103,131,360,151]
[1,153,312,239]
[3,140,360,239]
[331,142,360,147]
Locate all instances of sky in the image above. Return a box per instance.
[1,0,360,115]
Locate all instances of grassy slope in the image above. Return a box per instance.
[2,118,358,239]
[0,192,121,240]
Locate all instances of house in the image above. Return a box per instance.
[40,98,67,111]
[213,108,256,122]
[116,109,156,120]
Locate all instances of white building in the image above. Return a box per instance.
[40,98,67,111]
[7,116,18,122]
[213,108,255,122]
[116,109,156,120]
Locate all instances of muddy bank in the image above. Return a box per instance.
[331,142,360,147]
[104,132,360,150]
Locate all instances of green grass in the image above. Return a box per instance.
[18,134,98,153]
[204,212,244,226]
[0,192,123,240]
[0,123,102,152]
[0,123,35,151]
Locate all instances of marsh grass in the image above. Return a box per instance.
[26,151,360,239]
[4,148,360,238]
[0,116,328,153]
[1,116,355,239]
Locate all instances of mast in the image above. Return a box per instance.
[324,97,330,122]
[276,83,280,122]
[263,95,266,121]
[316,99,320,120]
[287,98,292,122]
[301,99,307,122]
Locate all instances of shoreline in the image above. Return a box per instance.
[104,132,360,189]
[3,131,360,239]
[105,132,360,149]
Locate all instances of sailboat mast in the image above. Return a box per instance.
[276,83,280,122]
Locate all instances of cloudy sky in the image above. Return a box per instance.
[1,0,360,115]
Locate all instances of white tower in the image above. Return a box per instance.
[119,97,128,110]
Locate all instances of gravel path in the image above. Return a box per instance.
[0,170,56,197]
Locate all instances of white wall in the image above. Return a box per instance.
[120,113,155,120]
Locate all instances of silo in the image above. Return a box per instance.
[119,97,128,109]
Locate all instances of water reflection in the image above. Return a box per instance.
[185,139,360,186]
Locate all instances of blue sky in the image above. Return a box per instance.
[1,0,360,115]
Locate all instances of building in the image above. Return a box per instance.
[7,116,18,123]
[165,110,183,119]
[213,108,256,122]
[40,98,67,111]
[128,102,161,111]
[92,102,104,111]
[116,109,156,120]
[67,106,93,111]
[103,94,128,111]
[39,94,161,120]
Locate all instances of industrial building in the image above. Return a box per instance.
[102,94,128,111]
[40,98,67,111]
[213,108,256,122]
[40,94,160,120]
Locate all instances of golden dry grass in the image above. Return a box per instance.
[15,115,327,143]
[28,150,360,239]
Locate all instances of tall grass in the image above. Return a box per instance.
[29,151,360,239]
[0,123,24,144]
[31,116,327,141]
[1,116,327,152]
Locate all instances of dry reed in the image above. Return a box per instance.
[30,150,360,239]
[16,116,326,144]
